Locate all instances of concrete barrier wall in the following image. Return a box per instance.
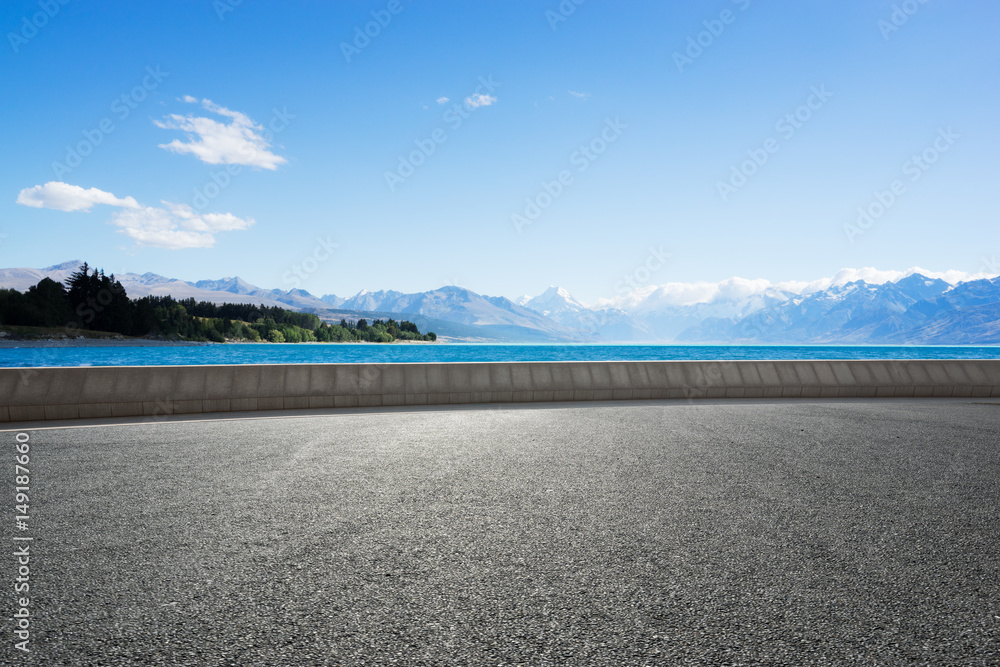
[2,359,999,423]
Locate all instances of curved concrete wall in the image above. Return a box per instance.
[2,359,999,422]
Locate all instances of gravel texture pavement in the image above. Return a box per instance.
[3,399,999,665]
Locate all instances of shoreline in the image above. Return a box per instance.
[0,338,443,349]
[0,339,214,348]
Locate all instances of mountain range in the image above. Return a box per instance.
[2,261,998,344]
[678,274,1000,345]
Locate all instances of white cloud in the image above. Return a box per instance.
[16,182,139,212]
[110,202,254,250]
[568,90,590,100]
[17,181,253,250]
[598,266,996,311]
[436,96,450,105]
[605,277,781,311]
[465,93,497,108]
[155,97,287,170]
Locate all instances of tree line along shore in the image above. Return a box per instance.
[0,263,436,344]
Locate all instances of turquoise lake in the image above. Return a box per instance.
[2,344,1000,367]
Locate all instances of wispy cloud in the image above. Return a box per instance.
[155,97,287,170]
[16,181,253,249]
[568,90,590,100]
[16,182,139,212]
[436,96,450,105]
[602,277,789,310]
[111,203,253,249]
[465,93,497,108]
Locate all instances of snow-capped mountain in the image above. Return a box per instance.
[586,279,799,340]
[318,293,345,308]
[0,260,83,291]
[0,261,343,312]
[0,261,578,342]
[677,274,1000,344]
[512,272,1000,344]
[332,285,572,336]
[521,286,587,318]
[192,276,260,296]
[2,261,998,343]
[338,289,406,312]
[518,286,653,342]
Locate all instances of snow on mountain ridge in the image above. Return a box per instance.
[676,273,995,344]
[3,261,997,343]
[596,266,995,314]
[521,286,588,317]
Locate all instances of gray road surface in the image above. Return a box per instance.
[3,399,999,665]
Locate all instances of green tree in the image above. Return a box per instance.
[0,289,31,326]
[281,326,302,343]
[65,264,131,334]
[24,278,72,327]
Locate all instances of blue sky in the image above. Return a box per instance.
[3,0,999,304]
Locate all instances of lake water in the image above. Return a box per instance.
[2,343,1000,367]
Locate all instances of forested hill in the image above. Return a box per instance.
[0,263,436,343]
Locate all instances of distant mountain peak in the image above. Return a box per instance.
[3,262,997,343]
[896,273,945,288]
[42,260,84,271]
[520,286,587,319]
[192,276,258,295]
[538,285,575,300]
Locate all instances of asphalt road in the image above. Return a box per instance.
[3,399,1000,665]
